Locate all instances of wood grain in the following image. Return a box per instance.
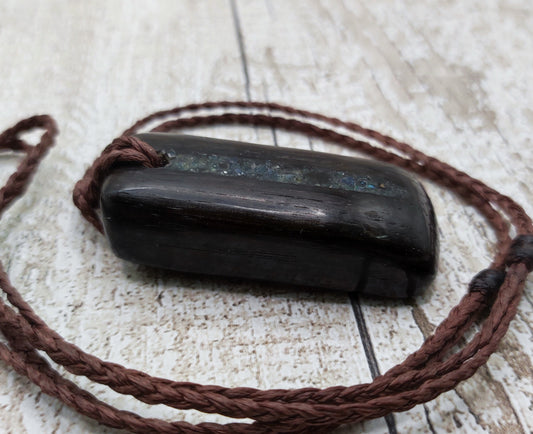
[0,0,531,433]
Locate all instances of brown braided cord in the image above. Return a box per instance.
[0,102,531,433]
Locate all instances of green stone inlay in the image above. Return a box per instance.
[162,151,406,197]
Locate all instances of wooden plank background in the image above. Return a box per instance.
[0,1,531,433]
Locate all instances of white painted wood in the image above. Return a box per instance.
[0,0,531,433]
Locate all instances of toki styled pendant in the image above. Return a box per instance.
[100,133,438,298]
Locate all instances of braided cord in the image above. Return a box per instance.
[0,102,531,433]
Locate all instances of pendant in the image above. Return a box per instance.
[100,133,438,298]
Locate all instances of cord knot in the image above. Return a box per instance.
[505,234,533,272]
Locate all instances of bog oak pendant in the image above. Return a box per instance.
[100,133,438,298]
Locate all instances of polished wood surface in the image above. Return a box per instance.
[101,133,437,297]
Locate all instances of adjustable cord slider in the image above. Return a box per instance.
[506,234,533,272]
[468,268,506,296]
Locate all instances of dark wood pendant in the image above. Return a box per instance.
[100,133,438,298]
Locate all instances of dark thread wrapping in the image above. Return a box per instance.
[506,234,533,272]
[468,269,506,296]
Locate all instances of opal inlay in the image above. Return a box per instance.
[161,151,406,197]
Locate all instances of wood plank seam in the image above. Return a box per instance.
[350,293,398,434]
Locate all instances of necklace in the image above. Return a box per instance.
[0,101,531,433]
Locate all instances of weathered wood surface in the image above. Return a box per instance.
[0,1,531,433]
